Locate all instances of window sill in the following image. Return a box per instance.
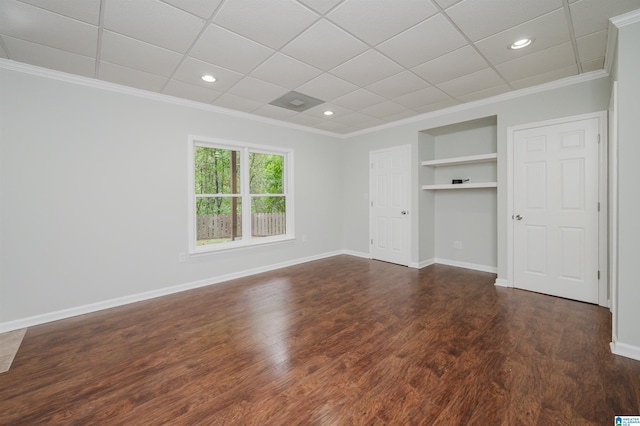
[189,235,296,256]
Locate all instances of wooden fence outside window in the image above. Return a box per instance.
[197,213,285,240]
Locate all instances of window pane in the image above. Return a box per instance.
[249,153,284,194]
[251,196,285,238]
[196,197,242,245]
[195,147,241,194]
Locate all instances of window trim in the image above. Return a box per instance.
[188,135,294,255]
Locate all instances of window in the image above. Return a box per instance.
[189,136,293,253]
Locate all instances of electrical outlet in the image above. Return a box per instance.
[454,241,462,250]
[179,252,186,262]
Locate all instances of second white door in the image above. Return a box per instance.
[513,116,600,303]
[370,145,411,266]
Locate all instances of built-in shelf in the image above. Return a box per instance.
[421,182,498,190]
[421,153,497,167]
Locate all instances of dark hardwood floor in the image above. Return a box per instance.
[1,255,639,425]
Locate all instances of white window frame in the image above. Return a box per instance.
[188,135,294,255]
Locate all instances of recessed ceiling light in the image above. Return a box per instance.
[509,38,533,50]
[201,74,216,83]
[323,110,334,116]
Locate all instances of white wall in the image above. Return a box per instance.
[0,67,344,327]
[0,61,618,334]
[613,18,640,357]
[342,76,612,278]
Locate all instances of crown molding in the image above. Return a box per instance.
[344,69,609,138]
[0,58,338,139]
[610,8,640,28]
[605,8,640,74]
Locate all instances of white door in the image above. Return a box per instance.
[513,117,600,303]
[370,145,411,266]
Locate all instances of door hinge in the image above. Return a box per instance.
[371,239,373,245]
[371,201,373,207]
[598,270,600,280]
[597,134,601,144]
[598,202,600,212]
[371,163,374,169]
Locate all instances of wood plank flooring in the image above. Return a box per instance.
[1,255,639,425]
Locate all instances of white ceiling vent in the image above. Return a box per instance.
[269,91,325,112]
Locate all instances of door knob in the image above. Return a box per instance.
[515,214,523,220]
[401,210,408,215]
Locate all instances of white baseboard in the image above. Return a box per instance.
[434,258,497,274]
[610,340,640,361]
[494,278,510,287]
[0,250,344,333]
[413,258,435,269]
[342,250,370,259]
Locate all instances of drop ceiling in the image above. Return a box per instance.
[1,0,638,135]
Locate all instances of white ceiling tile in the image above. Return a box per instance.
[252,104,299,120]
[281,20,368,70]
[213,0,318,49]
[190,24,274,74]
[334,120,384,135]
[570,0,640,38]
[103,0,205,53]
[98,61,168,92]
[359,100,410,119]
[377,14,468,68]
[331,88,385,110]
[1,0,630,134]
[474,9,570,65]
[581,57,605,72]
[437,68,506,98]
[383,109,421,123]
[366,71,431,99]
[285,113,325,127]
[510,64,578,89]
[330,49,404,86]
[495,41,576,82]
[311,120,350,132]
[414,98,460,113]
[456,84,511,103]
[411,45,487,84]
[333,111,377,126]
[445,0,562,41]
[393,86,451,109]
[576,30,607,63]
[212,93,262,112]
[0,0,97,56]
[327,0,437,45]
[298,0,344,15]
[2,35,95,77]
[295,73,358,101]
[347,118,386,132]
[301,102,354,119]
[100,31,182,77]
[19,0,101,24]
[162,79,222,103]
[161,0,223,19]
[250,53,323,89]
[173,57,244,91]
[434,0,463,9]
[227,77,289,104]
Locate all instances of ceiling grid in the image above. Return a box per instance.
[1,0,638,134]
